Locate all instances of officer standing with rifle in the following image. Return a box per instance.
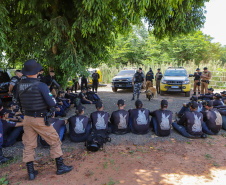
[201,67,211,95]
[155,68,163,94]
[145,68,154,90]
[17,59,73,180]
[192,68,202,95]
[132,68,145,100]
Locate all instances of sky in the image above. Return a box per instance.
[202,0,226,46]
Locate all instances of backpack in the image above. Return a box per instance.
[85,130,111,152]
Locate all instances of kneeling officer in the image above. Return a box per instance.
[17,60,73,180]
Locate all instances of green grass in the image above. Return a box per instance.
[0,174,9,185]
[205,154,213,160]
[103,162,108,169]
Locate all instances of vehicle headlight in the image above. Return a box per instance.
[161,80,167,84]
[183,80,190,84]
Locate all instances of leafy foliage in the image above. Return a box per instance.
[0,0,209,85]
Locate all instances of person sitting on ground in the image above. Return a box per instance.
[79,88,95,104]
[201,101,222,135]
[198,88,214,100]
[150,100,173,137]
[86,87,100,102]
[177,96,203,118]
[110,99,129,135]
[65,88,77,106]
[0,99,14,164]
[68,105,91,142]
[129,99,150,135]
[172,101,206,138]
[217,108,226,130]
[39,112,66,147]
[57,91,73,109]
[220,91,226,104]
[213,93,224,107]
[90,101,110,132]
[0,109,23,147]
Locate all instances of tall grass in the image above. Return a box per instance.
[99,61,226,89]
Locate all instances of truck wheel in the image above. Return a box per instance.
[112,87,118,92]
[160,90,165,96]
[185,91,190,97]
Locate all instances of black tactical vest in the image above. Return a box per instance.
[146,71,153,81]
[18,79,48,111]
[134,72,143,83]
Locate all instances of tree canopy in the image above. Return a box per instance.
[0,0,209,84]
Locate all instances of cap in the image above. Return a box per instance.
[15,70,22,73]
[190,96,198,102]
[96,101,103,109]
[161,99,168,107]
[208,88,214,92]
[76,105,86,113]
[207,101,213,107]
[0,109,11,116]
[220,91,226,95]
[149,68,152,71]
[190,101,198,109]
[135,99,143,107]
[196,68,200,71]
[82,88,87,91]
[204,67,208,70]
[88,87,92,90]
[157,68,161,70]
[22,59,43,75]
[213,93,222,99]
[117,99,125,106]
[139,68,142,70]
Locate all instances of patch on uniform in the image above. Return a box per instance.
[49,93,52,96]
[0,133,2,138]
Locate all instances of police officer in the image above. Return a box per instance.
[0,99,14,164]
[155,68,163,94]
[201,67,211,94]
[172,101,206,138]
[193,68,202,95]
[81,75,88,90]
[132,68,145,100]
[72,75,79,92]
[92,70,100,93]
[8,70,23,101]
[129,99,150,134]
[37,68,45,82]
[145,68,154,90]
[150,100,173,137]
[17,59,73,180]
[110,99,129,134]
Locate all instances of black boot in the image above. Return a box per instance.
[0,148,13,164]
[131,95,135,101]
[26,161,38,180]
[192,92,196,96]
[198,92,200,95]
[56,156,73,175]
[137,94,140,99]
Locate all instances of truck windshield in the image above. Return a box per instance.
[164,70,187,76]
[118,70,135,76]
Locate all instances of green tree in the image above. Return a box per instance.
[0,0,209,85]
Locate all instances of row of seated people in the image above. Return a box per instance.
[1,97,226,149]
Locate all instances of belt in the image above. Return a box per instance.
[201,80,209,82]
[24,110,47,118]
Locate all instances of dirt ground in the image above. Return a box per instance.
[0,85,226,185]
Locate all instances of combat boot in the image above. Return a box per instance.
[26,161,38,180]
[0,148,13,164]
[192,92,196,96]
[55,156,73,175]
[137,94,140,99]
[198,92,200,95]
[131,95,135,101]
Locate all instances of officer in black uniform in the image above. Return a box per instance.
[192,68,202,95]
[37,67,45,82]
[145,68,154,90]
[150,100,173,137]
[8,70,23,101]
[81,75,88,90]
[17,59,73,180]
[110,99,129,134]
[72,76,79,92]
[132,68,145,100]
[201,101,222,135]
[155,68,163,94]
[0,99,14,164]
[172,101,206,138]
[92,70,100,93]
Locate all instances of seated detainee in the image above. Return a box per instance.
[90,101,110,132]
[177,96,203,118]
[55,106,66,117]
[220,91,226,104]
[150,100,173,137]
[201,101,222,135]
[198,88,214,100]
[0,109,23,147]
[213,93,224,107]
[110,99,129,134]
[68,105,91,142]
[57,91,72,108]
[172,101,206,138]
[129,99,150,135]
[39,113,66,147]
[218,109,226,130]
[79,88,95,104]
[86,87,100,102]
